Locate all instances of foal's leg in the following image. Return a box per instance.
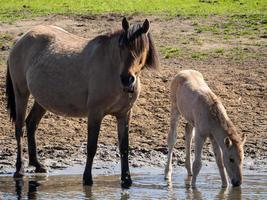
[165,103,179,180]
[210,136,228,187]
[185,123,194,176]
[191,132,206,187]
[83,113,103,185]
[116,110,132,188]
[26,101,46,173]
[14,93,29,178]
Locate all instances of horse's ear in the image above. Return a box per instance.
[224,137,232,148]
[122,17,129,31]
[142,19,150,34]
[241,133,246,145]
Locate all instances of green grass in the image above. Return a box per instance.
[0,0,266,22]
[200,15,265,34]
[159,44,262,61]
[160,46,181,59]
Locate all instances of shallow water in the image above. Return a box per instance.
[0,165,266,200]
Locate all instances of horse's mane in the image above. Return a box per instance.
[208,93,241,145]
[92,24,159,69]
[125,23,159,69]
[97,23,159,69]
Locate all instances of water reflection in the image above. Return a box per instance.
[15,178,41,200]
[0,169,265,200]
[183,186,242,200]
[215,187,242,200]
[12,177,243,200]
[163,176,243,200]
[120,190,130,200]
[83,186,93,199]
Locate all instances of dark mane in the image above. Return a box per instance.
[120,23,159,69]
[91,22,159,70]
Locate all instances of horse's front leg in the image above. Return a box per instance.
[165,104,179,180]
[191,133,206,188]
[210,136,228,188]
[116,110,132,188]
[83,113,103,186]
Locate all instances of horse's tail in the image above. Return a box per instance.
[6,61,16,122]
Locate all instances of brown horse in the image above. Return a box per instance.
[6,18,158,188]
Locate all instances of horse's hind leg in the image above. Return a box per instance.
[14,93,29,178]
[185,123,194,176]
[210,135,228,187]
[165,103,179,180]
[26,101,46,173]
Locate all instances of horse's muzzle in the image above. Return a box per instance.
[123,85,135,93]
[231,179,241,187]
[120,74,136,93]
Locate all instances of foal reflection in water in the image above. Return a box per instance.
[165,70,246,188]
[6,18,158,188]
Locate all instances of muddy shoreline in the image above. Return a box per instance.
[1,142,266,175]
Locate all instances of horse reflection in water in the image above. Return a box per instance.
[12,176,242,200]
[15,179,41,200]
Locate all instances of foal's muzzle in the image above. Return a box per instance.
[231,179,241,187]
[120,74,136,93]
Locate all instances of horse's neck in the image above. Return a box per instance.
[98,36,120,68]
[211,104,232,151]
[212,125,229,151]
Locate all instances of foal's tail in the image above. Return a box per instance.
[6,61,16,122]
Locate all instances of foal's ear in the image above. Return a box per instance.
[224,137,232,148]
[122,17,129,31]
[142,19,150,34]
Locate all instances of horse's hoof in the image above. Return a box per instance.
[121,179,132,189]
[35,166,47,173]
[14,171,24,178]
[83,179,93,186]
[164,176,171,180]
[164,174,171,180]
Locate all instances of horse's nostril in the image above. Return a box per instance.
[120,74,135,87]
[128,75,135,85]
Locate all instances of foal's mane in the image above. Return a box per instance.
[208,93,241,145]
[96,23,159,69]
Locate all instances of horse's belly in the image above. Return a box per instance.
[27,72,88,117]
[37,99,88,117]
[33,93,88,117]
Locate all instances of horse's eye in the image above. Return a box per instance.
[229,158,234,163]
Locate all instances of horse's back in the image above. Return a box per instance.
[8,25,90,117]
[171,69,211,101]
[171,70,215,128]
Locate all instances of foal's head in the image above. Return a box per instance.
[118,18,158,93]
[223,132,246,187]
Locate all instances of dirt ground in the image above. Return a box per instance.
[0,14,266,173]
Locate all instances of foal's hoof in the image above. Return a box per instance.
[121,179,132,189]
[83,179,93,186]
[14,171,24,178]
[164,175,171,180]
[35,166,47,173]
